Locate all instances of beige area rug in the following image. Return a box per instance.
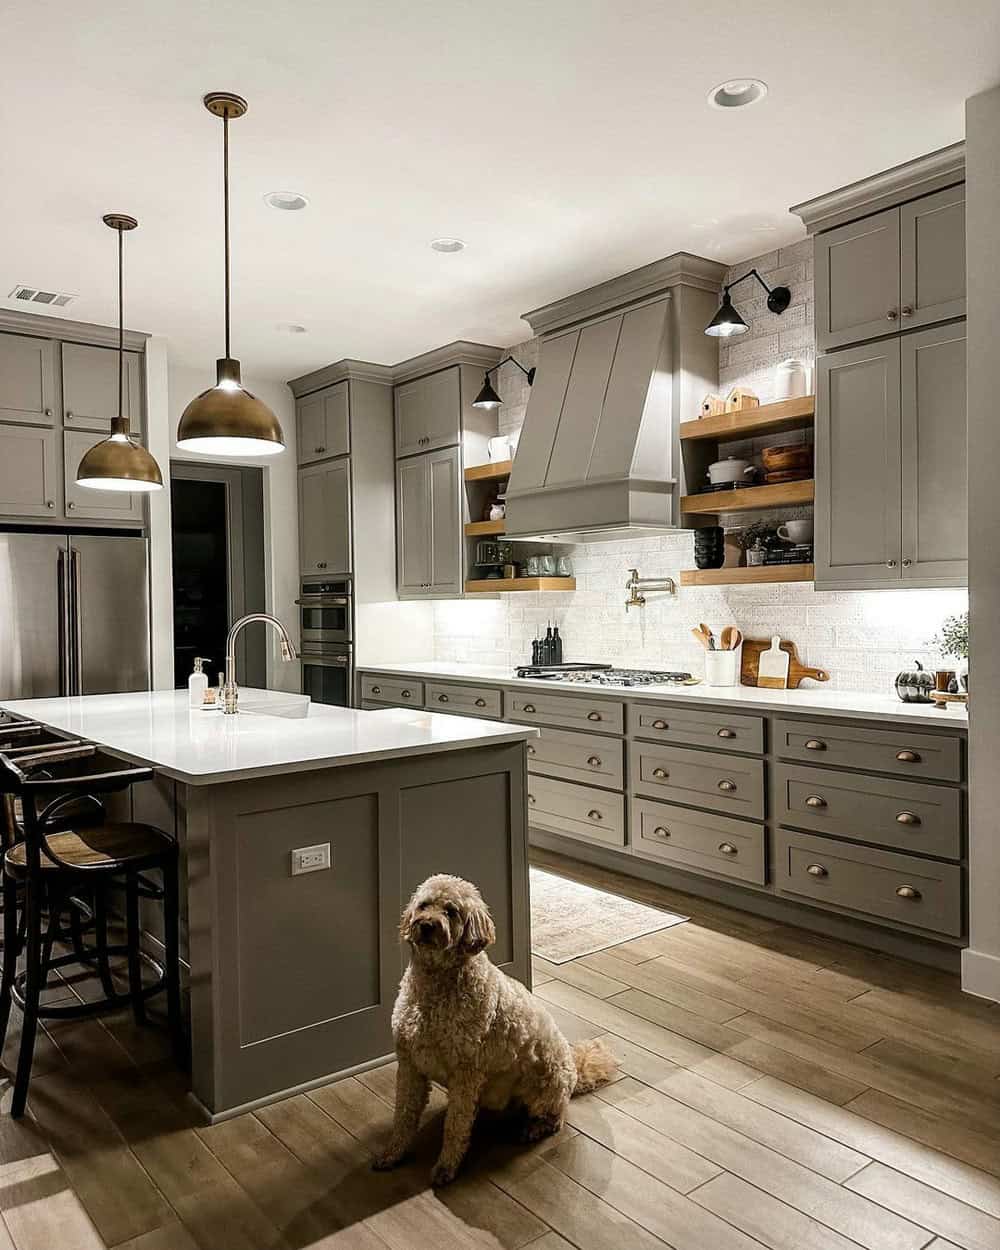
[529,866,687,963]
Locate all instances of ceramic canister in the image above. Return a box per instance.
[774,359,810,399]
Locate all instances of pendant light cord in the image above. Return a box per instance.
[223,110,231,360]
[117,224,125,426]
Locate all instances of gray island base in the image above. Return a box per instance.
[0,690,535,1119]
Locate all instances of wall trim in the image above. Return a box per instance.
[390,340,503,385]
[0,306,148,351]
[961,946,1000,1003]
[791,142,966,235]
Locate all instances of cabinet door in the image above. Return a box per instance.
[395,455,432,594]
[296,382,350,465]
[0,425,58,517]
[63,431,144,523]
[298,458,352,574]
[815,207,900,350]
[428,446,462,594]
[815,340,902,587]
[0,333,57,425]
[394,368,461,457]
[900,322,967,583]
[62,342,143,433]
[900,185,966,330]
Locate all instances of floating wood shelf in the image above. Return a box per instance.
[680,564,814,587]
[464,520,506,537]
[464,577,576,594]
[680,396,816,443]
[464,459,512,482]
[681,478,814,516]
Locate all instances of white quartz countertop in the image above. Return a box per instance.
[357,661,968,730]
[0,688,538,785]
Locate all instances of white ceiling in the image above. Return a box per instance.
[3,1,998,381]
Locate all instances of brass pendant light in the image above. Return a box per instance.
[176,92,285,457]
[76,215,164,492]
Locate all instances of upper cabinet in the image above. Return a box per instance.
[0,332,57,425]
[296,381,350,466]
[814,185,966,351]
[299,458,352,575]
[394,367,462,457]
[395,447,462,596]
[62,342,144,432]
[0,424,59,517]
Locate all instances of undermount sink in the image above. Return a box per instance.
[241,694,313,720]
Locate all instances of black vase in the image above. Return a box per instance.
[694,526,725,570]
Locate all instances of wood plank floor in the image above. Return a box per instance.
[0,846,998,1250]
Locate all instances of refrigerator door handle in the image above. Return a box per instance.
[57,548,71,697]
[70,547,83,695]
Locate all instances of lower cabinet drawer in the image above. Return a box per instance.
[631,703,764,755]
[632,798,765,885]
[630,743,764,820]
[526,776,625,849]
[425,682,502,719]
[773,718,962,782]
[360,675,424,707]
[527,726,624,790]
[773,763,962,859]
[774,828,963,937]
[506,690,625,735]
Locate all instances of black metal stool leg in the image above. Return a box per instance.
[0,873,19,1048]
[12,885,42,1117]
[125,871,146,1025]
[162,855,185,1065]
[92,886,119,1002]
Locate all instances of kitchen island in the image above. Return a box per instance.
[0,689,537,1118]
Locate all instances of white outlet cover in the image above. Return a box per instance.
[290,843,332,876]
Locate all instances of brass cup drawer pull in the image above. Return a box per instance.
[717,728,736,739]
[401,690,411,699]
[371,685,381,695]
[651,719,669,730]
[475,698,486,707]
[717,779,737,793]
[526,745,536,755]
[806,863,828,877]
[896,750,921,763]
[587,809,603,821]
[586,756,602,768]
[652,767,669,779]
[896,884,921,900]
[587,711,602,722]
[652,826,671,839]
[523,703,536,713]
[896,811,920,826]
[805,739,826,751]
[437,694,449,702]
[805,795,827,808]
[718,842,737,856]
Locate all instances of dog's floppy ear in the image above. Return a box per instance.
[398,893,417,943]
[461,898,496,955]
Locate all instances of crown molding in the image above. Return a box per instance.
[522,251,728,337]
[0,307,148,352]
[791,142,965,235]
[288,358,395,397]
[390,341,503,385]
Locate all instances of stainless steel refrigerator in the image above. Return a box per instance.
[0,532,150,700]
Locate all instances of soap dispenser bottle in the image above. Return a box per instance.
[188,657,209,708]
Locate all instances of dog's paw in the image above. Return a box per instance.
[372,1151,405,1172]
[430,1160,458,1187]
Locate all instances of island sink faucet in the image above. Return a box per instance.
[222,614,298,714]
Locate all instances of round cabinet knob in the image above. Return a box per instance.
[523,703,536,714]
[652,720,668,730]
[371,685,381,695]
[886,559,897,568]
[717,728,736,739]
[46,500,55,509]
[805,795,827,808]
[806,864,828,877]
[717,779,737,793]
[401,689,411,698]
[587,756,602,767]
[528,794,536,805]
[587,809,603,821]
[44,408,53,418]
[805,739,826,751]
[317,562,327,569]
[526,745,536,755]
[475,698,486,707]
[901,306,914,317]
[587,711,602,722]
[896,811,920,826]
[902,559,912,568]
[66,410,74,419]
[67,502,76,510]
[652,767,668,779]
[896,750,920,763]
[718,842,737,856]
[652,826,671,839]
[896,885,921,900]
[437,694,449,703]
[886,309,898,320]
[315,445,325,453]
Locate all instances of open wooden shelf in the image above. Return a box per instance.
[464,459,512,482]
[464,577,576,594]
[464,520,506,537]
[680,396,815,443]
[681,478,814,516]
[680,564,814,587]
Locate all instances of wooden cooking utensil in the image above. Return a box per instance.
[720,625,740,652]
[698,623,716,650]
[691,627,710,650]
[740,637,830,688]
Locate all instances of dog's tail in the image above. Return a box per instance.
[570,1038,619,1095]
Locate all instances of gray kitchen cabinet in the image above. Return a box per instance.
[900,322,967,582]
[0,333,57,426]
[899,185,966,330]
[63,431,144,523]
[395,446,462,596]
[0,424,59,517]
[61,341,143,433]
[394,367,461,458]
[296,381,350,466]
[299,457,352,575]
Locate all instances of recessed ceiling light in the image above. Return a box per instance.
[264,191,309,211]
[276,322,308,334]
[708,79,768,110]
[430,237,466,253]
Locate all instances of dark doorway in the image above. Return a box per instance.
[170,462,266,689]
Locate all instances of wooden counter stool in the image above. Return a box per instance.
[0,746,183,1117]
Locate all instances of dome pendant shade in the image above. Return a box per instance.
[704,292,749,337]
[176,357,285,457]
[472,374,503,409]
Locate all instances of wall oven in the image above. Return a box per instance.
[296,576,352,646]
[301,643,353,708]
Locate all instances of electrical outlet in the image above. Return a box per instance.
[290,843,331,876]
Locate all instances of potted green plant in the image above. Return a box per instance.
[929,611,969,690]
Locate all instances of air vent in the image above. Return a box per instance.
[9,285,77,309]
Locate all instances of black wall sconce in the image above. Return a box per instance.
[472,356,537,409]
[704,267,791,337]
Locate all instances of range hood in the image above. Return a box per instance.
[504,253,725,543]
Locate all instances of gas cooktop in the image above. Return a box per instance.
[515,664,695,687]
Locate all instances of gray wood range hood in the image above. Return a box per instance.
[504,252,725,542]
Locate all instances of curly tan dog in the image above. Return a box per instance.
[372,873,617,1186]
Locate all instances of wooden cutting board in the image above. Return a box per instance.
[740,638,830,688]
